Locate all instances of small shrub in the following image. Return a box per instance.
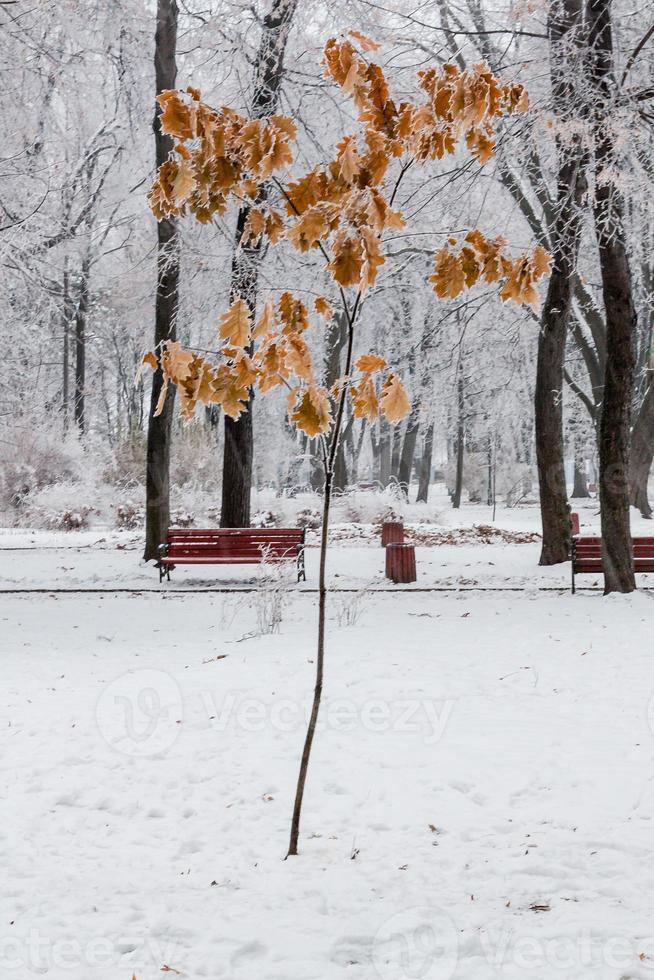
[115,501,143,530]
[170,509,195,528]
[296,507,322,530]
[251,509,278,528]
[49,507,92,530]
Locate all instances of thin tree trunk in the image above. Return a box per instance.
[220,0,297,528]
[452,364,465,508]
[416,421,434,502]
[379,419,391,487]
[587,0,637,592]
[74,249,90,433]
[535,0,588,564]
[144,0,179,562]
[62,256,70,432]
[390,424,402,481]
[630,376,654,518]
[287,293,358,858]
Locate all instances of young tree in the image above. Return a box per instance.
[142,35,547,855]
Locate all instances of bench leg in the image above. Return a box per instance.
[297,548,306,582]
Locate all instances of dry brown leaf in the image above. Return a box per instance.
[171,159,197,204]
[254,299,276,338]
[328,233,363,288]
[351,375,379,420]
[348,30,381,51]
[291,386,332,437]
[429,248,466,299]
[314,296,333,319]
[135,351,159,385]
[356,353,387,374]
[380,373,411,423]
[219,298,252,347]
[284,333,314,382]
[337,135,361,184]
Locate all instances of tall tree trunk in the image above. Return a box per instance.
[390,424,402,481]
[220,0,297,528]
[62,256,71,432]
[379,419,391,487]
[452,363,465,508]
[74,249,90,433]
[534,0,588,564]
[630,377,654,518]
[416,421,434,502]
[144,0,179,562]
[587,0,636,592]
[572,453,590,498]
[397,411,419,499]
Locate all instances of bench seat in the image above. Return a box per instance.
[571,534,654,591]
[158,528,306,582]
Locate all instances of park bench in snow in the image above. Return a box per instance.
[157,527,306,583]
[570,515,654,592]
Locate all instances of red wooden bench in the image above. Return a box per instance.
[571,528,654,592]
[157,527,306,582]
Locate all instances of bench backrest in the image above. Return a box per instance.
[574,536,654,558]
[166,527,304,559]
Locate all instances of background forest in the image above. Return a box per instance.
[2,0,652,542]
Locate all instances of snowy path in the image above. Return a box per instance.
[3,588,654,979]
[0,537,639,593]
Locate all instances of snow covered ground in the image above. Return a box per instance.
[3,501,654,979]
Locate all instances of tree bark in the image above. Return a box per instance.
[572,454,590,498]
[587,0,637,592]
[416,421,434,502]
[630,376,654,518]
[379,419,391,487]
[534,0,588,564]
[62,256,71,432]
[74,248,90,433]
[390,424,402,482]
[452,363,465,508]
[220,0,297,528]
[144,0,179,562]
[397,412,419,499]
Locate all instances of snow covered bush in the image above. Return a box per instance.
[115,501,143,530]
[251,509,278,528]
[48,507,93,530]
[295,507,322,530]
[0,423,85,510]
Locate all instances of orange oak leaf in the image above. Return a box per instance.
[348,30,381,52]
[254,299,276,338]
[219,298,251,347]
[314,296,333,319]
[356,354,387,374]
[291,387,332,437]
[351,374,379,420]
[328,233,363,288]
[380,373,411,423]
